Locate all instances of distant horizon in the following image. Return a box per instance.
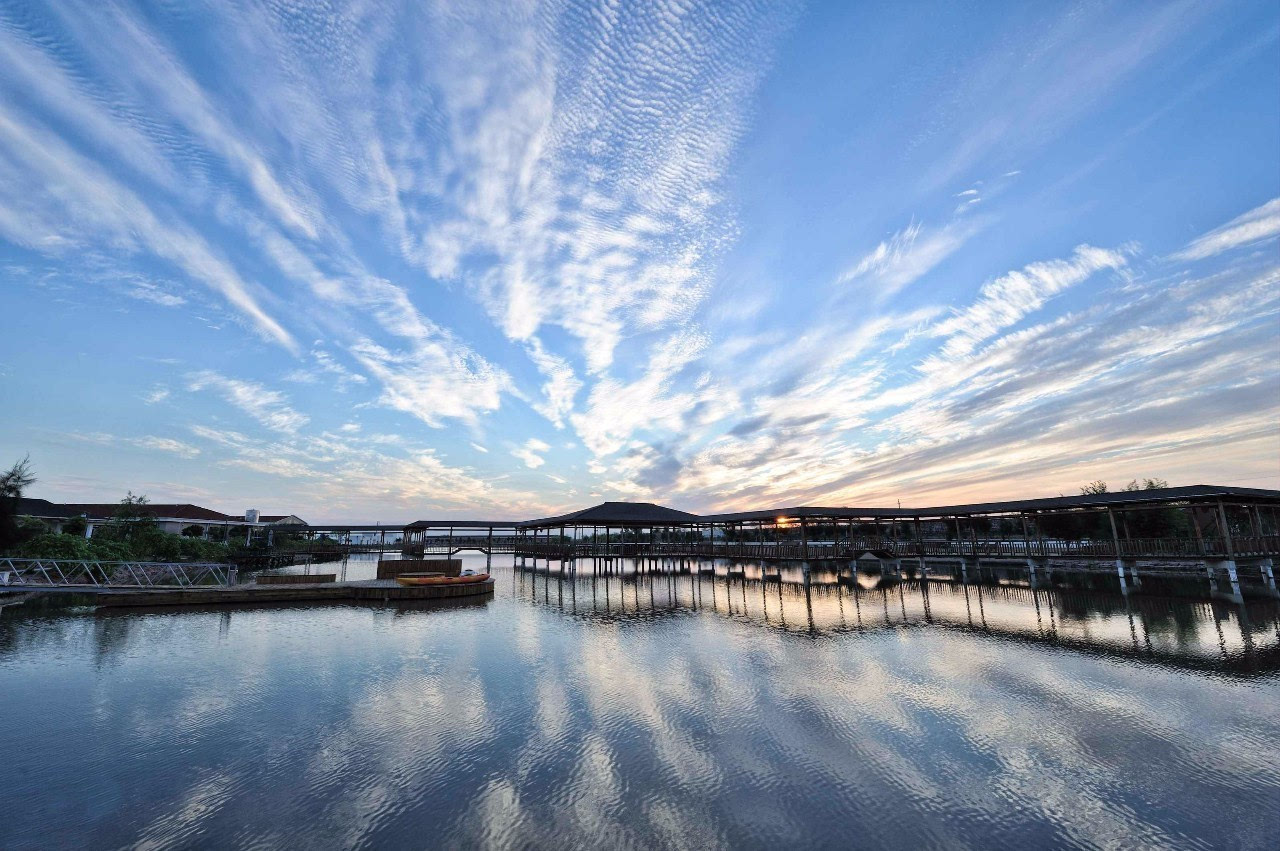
[3,1,1278,522]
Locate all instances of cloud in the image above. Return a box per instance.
[5,1,1275,517]
[186,370,309,434]
[600,239,1275,510]
[348,1,800,381]
[123,279,187,308]
[349,336,510,429]
[525,338,582,428]
[925,244,1131,363]
[570,329,710,458]
[512,438,552,469]
[133,436,202,459]
[838,218,982,299]
[142,386,171,405]
[915,1,1211,192]
[1171,197,1280,262]
[186,423,548,520]
[0,108,296,349]
[283,350,369,392]
[60,431,201,459]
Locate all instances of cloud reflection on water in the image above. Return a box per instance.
[1,556,1277,849]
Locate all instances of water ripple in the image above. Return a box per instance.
[1,555,1277,849]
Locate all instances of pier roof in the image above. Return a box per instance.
[404,519,521,529]
[519,501,702,529]
[700,485,1280,523]
[509,485,1280,530]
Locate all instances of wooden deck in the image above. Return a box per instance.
[1,578,495,608]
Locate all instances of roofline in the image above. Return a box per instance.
[412,485,1280,529]
[516,502,702,529]
[404,520,522,529]
[701,485,1280,523]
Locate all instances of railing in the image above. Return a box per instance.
[374,532,1280,562]
[0,558,231,588]
[501,534,1280,561]
[409,536,522,553]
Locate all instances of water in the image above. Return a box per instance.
[2,554,1278,849]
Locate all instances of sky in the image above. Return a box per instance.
[0,0,1278,523]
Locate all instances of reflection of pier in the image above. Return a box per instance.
[514,561,1280,676]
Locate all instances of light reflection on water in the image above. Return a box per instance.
[1,553,1278,850]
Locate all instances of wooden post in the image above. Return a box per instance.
[1106,508,1128,592]
[1217,500,1235,561]
[914,517,927,579]
[1189,505,1206,555]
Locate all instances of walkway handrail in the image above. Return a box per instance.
[496,534,1280,561]
[0,558,231,588]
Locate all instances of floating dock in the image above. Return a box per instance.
[2,578,494,608]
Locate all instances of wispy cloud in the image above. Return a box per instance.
[122,278,187,308]
[62,431,201,460]
[283,350,369,392]
[186,370,309,434]
[3,1,1275,516]
[186,423,548,520]
[1171,197,1280,261]
[925,244,1131,364]
[142,386,171,405]
[133,436,202,459]
[525,338,582,429]
[0,107,296,349]
[838,218,983,299]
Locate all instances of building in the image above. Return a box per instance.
[14,498,306,539]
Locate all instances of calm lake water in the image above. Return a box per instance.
[2,554,1278,850]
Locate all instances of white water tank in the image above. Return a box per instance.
[245,509,259,523]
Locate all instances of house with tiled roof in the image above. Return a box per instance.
[15,498,306,539]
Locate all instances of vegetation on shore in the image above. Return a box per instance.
[1,459,231,562]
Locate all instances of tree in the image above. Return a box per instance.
[103,492,156,541]
[1125,478,1169,491]
[0,456,35,552]
[113,491,153,523]
[1121,478,1185,537]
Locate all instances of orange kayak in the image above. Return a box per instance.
[395,573,490,587]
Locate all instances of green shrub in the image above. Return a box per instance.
[88,539,134,561]
[13,529,230,563]
[16,533,93,559]
[177,537,230,562]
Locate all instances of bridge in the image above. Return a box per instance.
[0,557,231,589]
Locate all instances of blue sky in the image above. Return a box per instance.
[1,0,1277,522]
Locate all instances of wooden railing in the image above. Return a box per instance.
[499,534,1280,561]
[353,532,1280,562]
